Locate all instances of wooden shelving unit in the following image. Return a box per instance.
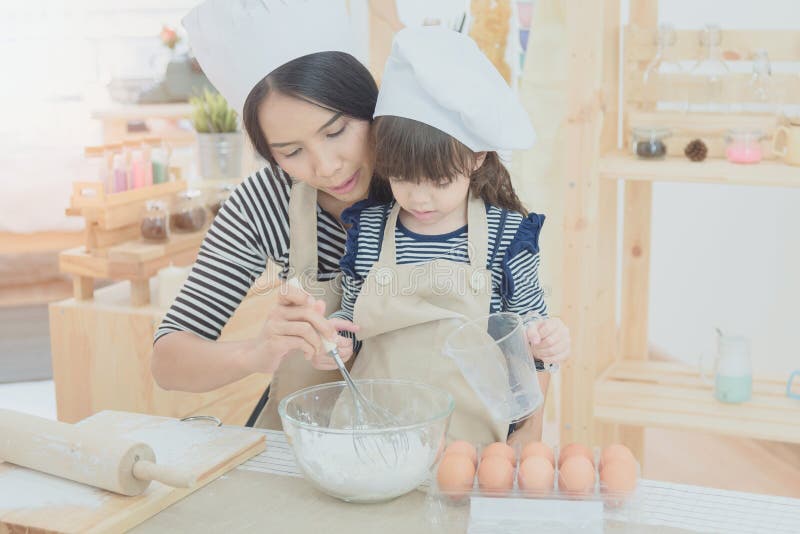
[59,230,206,306]
[52,173,279,425]
[572,1,800,461]
[598,153,800,188]
[60,174,213,306]
[594,361,800,444]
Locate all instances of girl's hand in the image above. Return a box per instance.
[310,323,357,371]
[526,317,571,364]
[301,298,360,371]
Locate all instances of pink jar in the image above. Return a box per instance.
[725,129,764,164]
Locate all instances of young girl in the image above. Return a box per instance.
[329,27,570,444]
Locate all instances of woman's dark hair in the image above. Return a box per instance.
[243,51,391,201]
[373,116,526,215]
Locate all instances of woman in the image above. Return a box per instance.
[152,0,387,429]
[153,0,570,435]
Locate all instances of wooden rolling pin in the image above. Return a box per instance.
[0,409,196,496]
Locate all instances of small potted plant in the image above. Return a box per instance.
[190,89,243,180]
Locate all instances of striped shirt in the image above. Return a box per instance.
[331,201,548,350]
[154,164,347,343]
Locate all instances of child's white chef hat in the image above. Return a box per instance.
[182,0,355,115]
[374,27,535,152]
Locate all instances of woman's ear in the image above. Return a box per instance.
[474,152,487,170]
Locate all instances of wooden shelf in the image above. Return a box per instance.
[69,180,187,210]
[598,153,800,188]
[90,103,192,120]
[594,361,800,444]
[60,229,206,280]
[59,228,206,305]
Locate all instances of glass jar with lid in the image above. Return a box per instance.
[631,127,671,159]
[208,183,236,217]
[141,200,170,242]
[171,189,208,232]
[725,129,764,164]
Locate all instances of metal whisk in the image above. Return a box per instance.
[287,279,408,465]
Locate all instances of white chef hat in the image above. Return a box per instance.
[374,27,535,152]
[182,0,355,115]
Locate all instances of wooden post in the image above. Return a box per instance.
[130,279,151,307]
[556,0,611,446]
[593,0,623,449]
[73,276,94,301]
[512,0,569,433]
[615,0,659,462]
[367,0,403,83]
[514,0,617,445]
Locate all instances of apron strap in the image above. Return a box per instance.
[378,203,401,265]
[466,194,488,269]
[379,195,489,269]
[288,181,319,278]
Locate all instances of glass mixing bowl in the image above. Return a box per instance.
[279,379,454,503]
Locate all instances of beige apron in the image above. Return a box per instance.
[350,195,509,444]
[252,181,351,429]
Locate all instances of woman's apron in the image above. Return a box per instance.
[252,181,350,429]
[350,195,509,443]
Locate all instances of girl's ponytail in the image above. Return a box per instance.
[469,152,526,216]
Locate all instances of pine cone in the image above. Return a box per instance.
[684,139,708,162]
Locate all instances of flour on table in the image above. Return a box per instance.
[0,467,109,510]
[119,420,223,467]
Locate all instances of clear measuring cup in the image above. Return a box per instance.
[442,312,548,423]
[700,328,752,403]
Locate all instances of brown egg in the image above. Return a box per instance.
[600,458,638,494]
[600,444,636,471]
[521,441,555,467]
[558,443,594,468]
[446,440,478,466]
[517,456,555,492]
[477,455,514,494]
[436,453,476,497]
[558,456,595,493]
[481,442,516,465]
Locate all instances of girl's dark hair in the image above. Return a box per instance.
[373,116,526,215]
[243,51,391,201]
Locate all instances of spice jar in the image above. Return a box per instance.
[631,127,671,159]
[84,146,112,194]
[141,200,170,242]
[725,129,764,164]
[171,189,207,232]
[112,152,129,192]
[150,140,171,185]
[208,183,236,217]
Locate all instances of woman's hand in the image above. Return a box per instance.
[526,317,571,364]
[243,282,359,373]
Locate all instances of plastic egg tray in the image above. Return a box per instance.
[426,442,641,505]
